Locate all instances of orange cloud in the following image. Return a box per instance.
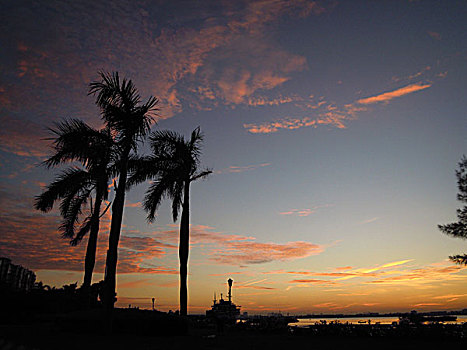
[118,279,153,289]
[290,279,338,285]
[432,294,467,299]
[412,303,443,308]
[260,259,417,285]
[357,83,432,105]
[125,201,141,208]
[360,217,380,224]
[208,271,253,277]
[335,266,353,271]
[367,263,467,285]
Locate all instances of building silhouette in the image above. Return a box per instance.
[0,257,36,291]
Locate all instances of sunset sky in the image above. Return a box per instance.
[1,0,467,315]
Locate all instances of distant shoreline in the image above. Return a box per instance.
[292,309,467,319]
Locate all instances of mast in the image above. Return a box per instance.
[228,278,233,303]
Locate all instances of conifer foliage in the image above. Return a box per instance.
[439,156,467,265]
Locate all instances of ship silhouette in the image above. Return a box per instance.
[206,278,240,324]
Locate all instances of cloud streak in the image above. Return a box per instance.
[279,204,332,217]
[356,83,432,105]
[215,163,271,174]
[244,77,435,135]
[151,225,324,266]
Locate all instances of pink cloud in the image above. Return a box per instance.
[0,116,49,157]
[280,209,315,217]
[215,163,271,174]
[149,224,324,266]
[279,204,332,217]
[247,95,300,107]
[357,83,432,105]
[427,31,441,40]
[243,108,352,134]
[0,185,178,275]
[211,240,323,265]
[244,116,318,134]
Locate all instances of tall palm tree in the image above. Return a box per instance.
[35,119,115,289]
[129,127,211,316]
[88,71,158,311]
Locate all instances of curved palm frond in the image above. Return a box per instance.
[143,173,178,222]
[169,180,184,222]
[449,254,467,265]
[190,169,213,182]
[60,186,92,240]
[89,71,158,152]
[43,119,108,169]
[35,167,91,212]
[188,126,203,164]
[137,128,211,222]
[70,215,93,246]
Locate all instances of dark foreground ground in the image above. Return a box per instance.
[1,289,466,350]
[1,321,466,350]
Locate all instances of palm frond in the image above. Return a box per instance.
[89,71,123,109]
[89,71,158,150]
[70,215,93,246]
[60,187,92,240]
[143,174,177,222]
[43,119,103,168]
[134,127,211,222]
[449,254,467,265]
[170,180,184,222]
[35,168,91,212]
[190,169,212,182]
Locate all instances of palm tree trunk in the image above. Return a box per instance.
[82,191,103,289]
[82,186,104,292]
[179,180,190,316]
[103,150,130,314]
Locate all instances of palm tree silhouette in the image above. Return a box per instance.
[88,72,158,311]
[129,127,211,316]
[35,119,115,289]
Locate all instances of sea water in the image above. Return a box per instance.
[289,315,467,327]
